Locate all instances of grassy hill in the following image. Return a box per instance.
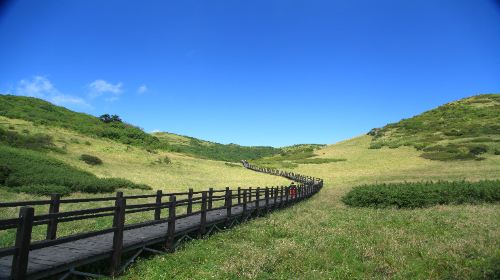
[153,131,281,162]
[0,94,498,278]
[0,94,285,162]
[368,94,500,161]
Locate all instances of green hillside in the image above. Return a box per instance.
[0,95,287,162]
[368,94,500,160]
[0,94,162,148]
[153,132,281,162]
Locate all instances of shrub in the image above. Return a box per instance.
[162,156,171,165]
[469,145,488,155]
[84,141,92,146]
[495,149,500,155]
[0,127,56,151]
[0,165,11,185]
[0,145,150,193]
[12,185,71,196]
[80,154,103,165]
[369,142,383,149]
[342,180,500,208]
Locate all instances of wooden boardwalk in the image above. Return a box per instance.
[0,164,323,279]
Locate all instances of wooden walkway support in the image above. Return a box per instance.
[0,164,323,280]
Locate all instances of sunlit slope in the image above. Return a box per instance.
[122,136,500,279]
[0,116,289,193]
[294,135,500,186]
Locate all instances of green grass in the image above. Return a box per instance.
[368,94,500,160]
[342,180,500,208]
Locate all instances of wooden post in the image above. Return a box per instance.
[237,187,241,205]
[154,190,162,220]
[46,193,60,240]
[265,187,269,213]
[187,188,193,214]
[208,188,214,210]
[273,187,278,208]
[226,189,232,224]
[11,206,34,280]
[280,186,284,207]
[199,192,207,237]
[285,187,289,205]
[111,192,125,276]
[249,187,252,202]
[166,195,176,252]
[243,189,248,216]
[255,187,261,216]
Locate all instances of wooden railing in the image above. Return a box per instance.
[0,164,323,279]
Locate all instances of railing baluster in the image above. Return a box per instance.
[237,187,241,205]
[255,187,261,216]
[11,206,34,280]
[208,188,214,210]
[111,192,125,276]
[199,192,207,237]
[265,187,269,213]
[226,188,232,225]
[243,189,248,216]
[154,190,162,220]
[166,195,176,252]
[187,188,193,214]
[46,193,60,240]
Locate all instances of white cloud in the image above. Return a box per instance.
[150,129,161,133]
[16,76,90,108]
[88,79,123,100]
[137,84,148,94]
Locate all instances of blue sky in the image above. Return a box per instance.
[0,0,499,147]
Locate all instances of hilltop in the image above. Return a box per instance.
[368,94,500,160]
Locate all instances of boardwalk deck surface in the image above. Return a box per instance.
[0,199,282,280]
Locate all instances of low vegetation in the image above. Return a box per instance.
[253,144,345,168]
[342,180,500,208]
[368,94,500,160]
[153,132,282,162]
[0,145,150,194]
[79,154,103,165]
[0,126,60,152]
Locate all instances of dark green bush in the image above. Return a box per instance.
[0,145,150,193]
[342,180,500,208]
[0,165,11,184]
[12,185,72,196]
[162,156,172,165]
[0,127,56,151]
[80,154,103,165]
[469,145,488,155]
